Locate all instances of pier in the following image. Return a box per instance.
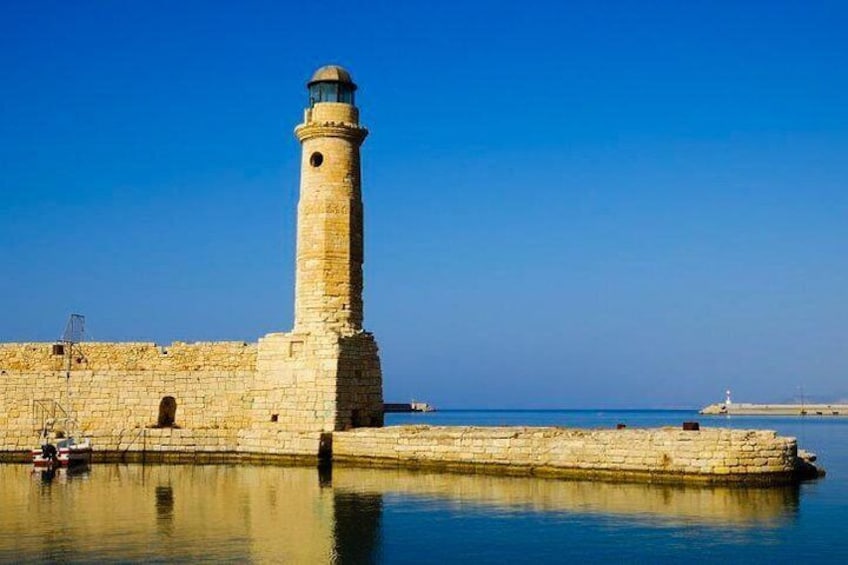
[700,403,848,416]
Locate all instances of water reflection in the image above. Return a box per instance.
[333,491,382,564]
[34,464,90,486]
[331,467,800,527]
[38,467,57,484]
[155,485,174,535]
[0,463,798,562]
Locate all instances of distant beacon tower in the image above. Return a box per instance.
[253,64,383,433]
[294,65,368,334]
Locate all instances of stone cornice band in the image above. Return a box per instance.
[295,122,368,144]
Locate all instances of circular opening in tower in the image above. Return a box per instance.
[310,152,324,167]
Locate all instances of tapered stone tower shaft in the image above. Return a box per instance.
[294,66,368,335]
[253,65,382,431]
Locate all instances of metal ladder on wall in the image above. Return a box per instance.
[34,314,86,441]
[32,399,78,441]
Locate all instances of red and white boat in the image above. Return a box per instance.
[32,435,92,469]
[33,319,94,470]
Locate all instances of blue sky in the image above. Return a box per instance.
[2,1,846,408]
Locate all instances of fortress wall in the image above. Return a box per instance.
[0,339,373,457]
[77,427,322,460]
[0,342,257,451]
[0,341,257,372]
[332,426,798,484]
[0,342,809,483]
[84,427,240,456]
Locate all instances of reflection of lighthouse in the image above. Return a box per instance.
[725,389,732,406]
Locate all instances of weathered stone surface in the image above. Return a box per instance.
[293,101,368,336]
[332,426,801,485]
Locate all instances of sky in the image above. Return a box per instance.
[1,1,846,408]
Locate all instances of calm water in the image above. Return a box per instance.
[1,410,846,563]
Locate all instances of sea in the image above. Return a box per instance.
[1,410,845,564]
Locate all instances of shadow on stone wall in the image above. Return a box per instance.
[336,334,384,430]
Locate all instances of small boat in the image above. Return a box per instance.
[32,315,93,470]
[32,430,92,469]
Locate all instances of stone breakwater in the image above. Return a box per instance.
[701,402,848,416]
[0,340,823,485]
[0,421,820,485]
[333,425,813,485]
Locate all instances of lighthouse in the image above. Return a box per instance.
[255,66,384,433]
[293,65,368,334]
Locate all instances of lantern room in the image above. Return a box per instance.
[307,65,357,106]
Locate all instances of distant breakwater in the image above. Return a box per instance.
[701,403,848,416]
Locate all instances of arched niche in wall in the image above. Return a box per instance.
[158,396,177,428]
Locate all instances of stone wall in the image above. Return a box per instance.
[0,336,381,455]
[294,101,368,335]
[0,342,809,485]
[332,425,799,484]
[253,331,382,433]
[0,340,256,373]
[0,341,256,452]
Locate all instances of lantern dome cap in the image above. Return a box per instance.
[307,65,356,90]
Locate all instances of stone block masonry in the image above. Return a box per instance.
[0,337,379,457]
[332,426,803,485]
[0,339,816,484]
[0,341,256,452]
[294,99,367,336]
[253,331,382,432]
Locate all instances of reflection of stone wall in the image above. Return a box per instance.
[0,462,797,562]
[333,488,383,562]
[331,466,799,526]
[0,465,338,562]
[333,426,799,484]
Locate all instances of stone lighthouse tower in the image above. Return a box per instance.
[294,65,367,334]
[254,65,383,433]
